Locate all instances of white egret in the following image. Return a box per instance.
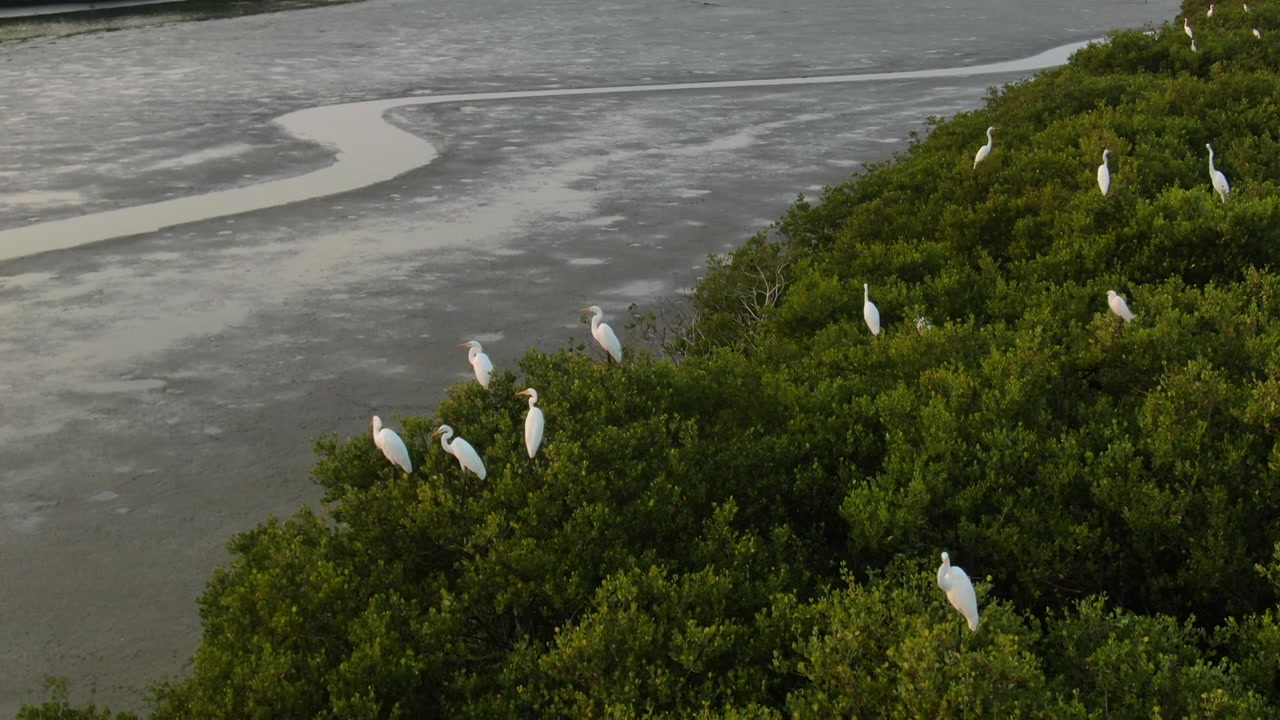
[581,305,623,362]
[1097,149,1111,196]
[517,388,545,459]
[1253,28,1262,39]
[973,126,995,168]
[1191,37,1198,52]
[371,415,412,473]
[1207,3,1214,16]
[458,340,494,388]
[1244,2,1249,12]
[1184,17,1194,39]
[938,552,980,632]
[1107,290,1135,323]
[863,283,881,336]
[1207,143,1230,203]
[916,316,932,335]
[432,424,487,480]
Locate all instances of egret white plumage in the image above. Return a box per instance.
[1184,17,1194,38]
[432,424,487,480]
[916,316,932,335]
[937,552,980,632]
[581,305,623,362]
[458,340,494,388]
[1253,27,1262,38]
[371,415,412,473]
[1244,2,1249,11]
[1097,149,1111,196]
[1207,3,1215,16]
[1107,290,1135,323]
[973,126,995,168]
[517,388,545,459]
[1207,143,1230,202]
[863,283,881,336]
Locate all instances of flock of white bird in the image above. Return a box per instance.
[369,305,620,478]
[355,14,1270,633]
[961,26,1253,342]
[1183,3,1263,51]
[372,298,986,629]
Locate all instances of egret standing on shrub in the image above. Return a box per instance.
[1097,149,1111,196]
[371,416,412,473]
[863,284,881,336]
[1107,290,1135,323]
[1207,3,1214,17]
[1253,27,1261,38]
[973,126,995,168]
[458,340,493,388]
[916,316,932,335]
[937,552,980,632]
[1184,17,1194,38]
[517,388,544,459]
[433,424,487,480]
[582,305,623,362]
[1207,143,1230,203]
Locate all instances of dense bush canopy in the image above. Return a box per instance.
[28,1,1280,717]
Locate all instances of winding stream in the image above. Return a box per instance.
[0,38,1099,263]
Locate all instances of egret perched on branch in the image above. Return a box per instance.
[1191,37,1197,52]
[1107,290,1135,323]
[938,552,980,632]
[1253,27,1262,39]
[1207,3,1214,17]
[1207,143,1230,203]
[916,316,932,335]
[517,388,545,459]
[1244,3,1249,12]
[1184,17,1194,39]
[371,415,412,473]
[973,126,995,168]
[432,425,487,480]
[1097,149,1111,196]
[863,284,881,336]
[458,340,493,388]
[581,305,623,362]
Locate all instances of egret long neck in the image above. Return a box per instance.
[1208,148,1216,171]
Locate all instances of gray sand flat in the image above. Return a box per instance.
[0,0,190,20]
